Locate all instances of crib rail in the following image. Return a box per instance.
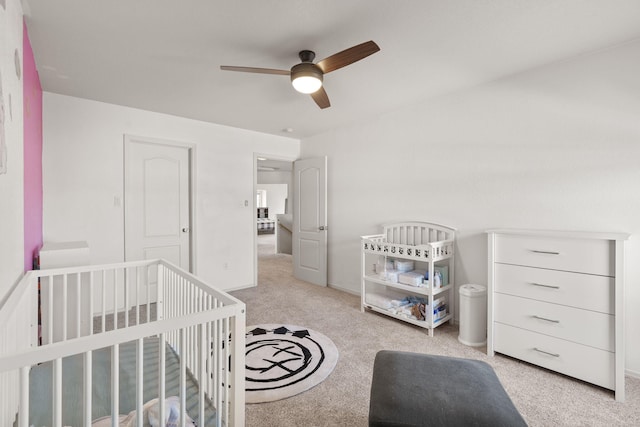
[0,259,246,427]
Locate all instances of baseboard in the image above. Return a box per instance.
[626,368,640,379]
[226,283,257,292]
[327,282,360,296]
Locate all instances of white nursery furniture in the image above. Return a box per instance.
[486,229,629,402]
[0,259,246,426]
[361,221,456,336]
[39,241,91,344]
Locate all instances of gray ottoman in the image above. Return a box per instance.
[369,351,527,427]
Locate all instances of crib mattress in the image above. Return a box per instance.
[29,337,217,427]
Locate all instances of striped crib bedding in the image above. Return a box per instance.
[29,337,217,427]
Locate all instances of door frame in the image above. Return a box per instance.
[124,134,198,273]
[253,152,296,287]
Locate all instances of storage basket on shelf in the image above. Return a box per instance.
[361,221,456,336]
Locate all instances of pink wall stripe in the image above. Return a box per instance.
[23,20,43,271]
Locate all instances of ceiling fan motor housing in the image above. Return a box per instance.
[290,62,324,93]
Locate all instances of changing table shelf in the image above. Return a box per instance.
[361,221,456,336]
[362,274,452,297]
[363,304,453,329]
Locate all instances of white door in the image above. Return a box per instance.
[124,136,191,273]
[293,157,327,286]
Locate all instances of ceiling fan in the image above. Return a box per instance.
[220,40,380,109]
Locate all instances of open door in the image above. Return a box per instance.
[293,157,327,286]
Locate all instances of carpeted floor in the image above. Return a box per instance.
[231,234,640,427]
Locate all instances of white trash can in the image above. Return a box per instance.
[458,284,487,347]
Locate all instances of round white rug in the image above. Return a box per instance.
[245,324,339,403]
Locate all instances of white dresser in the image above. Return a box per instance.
[486,229,629,401]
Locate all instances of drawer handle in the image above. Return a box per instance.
[531,249,561,255]
[532,315,560,323]
[534,347,560,357]
[529,282,560,290]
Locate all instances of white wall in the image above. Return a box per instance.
[0,0,24,301]
[257,184,288,218]
[301,40,640,374]
[42,93,299,290]
[258,169,293,214]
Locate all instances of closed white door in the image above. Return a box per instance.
[124,136,191,272]
[293,157,327,286]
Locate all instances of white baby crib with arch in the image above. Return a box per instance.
[0,259,246,427]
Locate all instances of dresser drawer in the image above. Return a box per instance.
[494,263,614,314]
[494,323,614,390]
[494,234,614,276]
[494,293,614,351]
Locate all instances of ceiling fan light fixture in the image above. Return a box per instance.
[290,62,323,94]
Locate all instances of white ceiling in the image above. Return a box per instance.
[23,0,640,139]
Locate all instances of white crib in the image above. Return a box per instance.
[0,259,246,427]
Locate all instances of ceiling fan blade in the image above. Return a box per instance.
[316,41,380,74]
[220,66,290,76]
[310,87,330,109]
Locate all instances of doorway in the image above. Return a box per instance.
[254,154,294,284]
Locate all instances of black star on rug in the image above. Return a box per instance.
[292,329,310,338]
[273,326,290,335]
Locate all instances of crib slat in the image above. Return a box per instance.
[101,270,106,333]
[170,273,176,327]
[47,275,53,344]
[112,344,119,427]
[189,284,194,373]
[54,357,62,427]
[230,311,246,427]
[159,332,166,426]
[62,275,67,341]
[135,267,141,326]
[113,269,118,331]
[222,317,230,427]
[19,366,29,427]
[124,268,129,329]
[180,328,187,427]
[76,272,81,338]
[84,351,92,427]
[136,338,144,427]
[196,288,203,380]
[214,318,221,414]
[89,271,94,336]
[146,266,151,324]
[206,312,213,404]
[199,322,206,426]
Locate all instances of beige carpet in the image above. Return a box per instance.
[231,234,640,426]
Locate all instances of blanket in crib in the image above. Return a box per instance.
[29,337,217,427]
[91,396,196,427]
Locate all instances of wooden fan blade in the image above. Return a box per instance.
[311,87,330,109]
[316,41,380,74]
[220,66,290,76]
